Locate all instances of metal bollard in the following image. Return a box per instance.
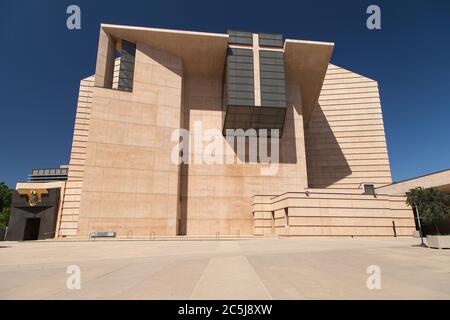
[392,221,397,238]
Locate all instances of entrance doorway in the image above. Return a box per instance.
[23,218,41,241]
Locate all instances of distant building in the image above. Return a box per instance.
[377,169,450,196]
[378,169,450,235]
[28,165,68,182]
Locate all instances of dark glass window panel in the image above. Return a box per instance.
[118,40,136,92]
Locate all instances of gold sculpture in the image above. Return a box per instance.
[17,189,49,207]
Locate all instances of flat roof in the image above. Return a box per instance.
[100,24,334,113]
[377,168,450,195]
[390,168,450,185]
[102,24,229,76]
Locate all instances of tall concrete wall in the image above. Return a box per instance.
[73,43,183,237]
[180,78,308,236]
[59,76,94,237]
[306,64,392,189]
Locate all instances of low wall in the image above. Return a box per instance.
[252,189,416,237]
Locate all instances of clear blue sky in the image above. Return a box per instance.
[1,0,449,188]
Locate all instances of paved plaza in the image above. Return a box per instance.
[0,237,449,300]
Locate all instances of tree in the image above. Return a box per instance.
[0,182,12,227]
[406,187,450,235]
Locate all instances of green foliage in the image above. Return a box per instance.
[0,207,10,227]
[406,187,450,234]
[0,182,12,227]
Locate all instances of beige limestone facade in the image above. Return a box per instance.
[55,24,416,238]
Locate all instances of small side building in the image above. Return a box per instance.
[6,166,68,241]
[377,168,450,235]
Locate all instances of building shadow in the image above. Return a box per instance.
[305,103,352,188]
[139,43,184,77]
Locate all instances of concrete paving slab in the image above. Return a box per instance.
[0,237,449,300]
[190,255,271,300]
